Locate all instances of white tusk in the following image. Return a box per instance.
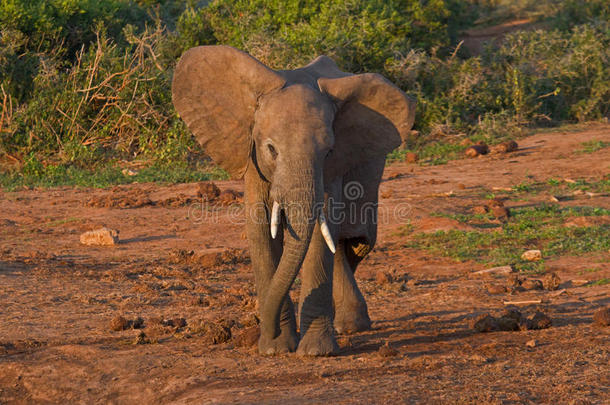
[319,213,336,254]
[270,201,280,239]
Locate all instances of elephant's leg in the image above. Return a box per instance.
[296,222,338,356]
[244,167,298,354]
[333,238,372,334]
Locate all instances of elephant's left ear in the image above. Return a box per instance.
[318,73,415,178]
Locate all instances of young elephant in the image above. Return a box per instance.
[172,46,415,356]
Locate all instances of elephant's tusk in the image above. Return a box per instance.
[270,201,280,239]
[319,213,336,254]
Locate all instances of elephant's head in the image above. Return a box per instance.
[172,46,415,339]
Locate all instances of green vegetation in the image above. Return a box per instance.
[578,140,610,154]
[1,0,609,187]
[402,204,610,272]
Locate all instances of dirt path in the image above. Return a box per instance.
[1,125,609,404]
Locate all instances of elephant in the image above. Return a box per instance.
[172,45,415,356]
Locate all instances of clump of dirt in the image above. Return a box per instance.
[109,315,144,331]
[80,227,119,246]
[465,143,489,157]
[197,182,221,201]
[593,307,610,327]
[234,326,260,348]
[376,271,393,285]
[542,272,561,291]
[168,248,250,269]
[490,140,518,154]
[194,320,233,345]
[157,318,187,329]
[521,279,543,291]
[157,194,198,207]
[487,284,508,294]
[472,309,552,333]
[109,316,129,331]
[522,312,552,330]
[218,189,243,206]
[134,331,151,345]
[405,152,419,163]
[378,342,399,357]
[84,192,153,209]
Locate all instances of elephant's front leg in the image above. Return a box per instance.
[296,213,339,356]
[245,169,298,355]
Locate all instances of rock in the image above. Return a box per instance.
[521,279,543,291]
[495,316,520,331]
[522,312,552,330]
[465,144,489,157]
[521,250,542,262]
[542,272,561,291]
[473,265,513,277]
[472,205,489,215]
[121,168,138,176]
[487,284,508,294]
[526,339,537,348]
[234,326,260,348]
[376,271,393,285]
[405,152,419,163]
[490,140,518,154]
[134,331,150,345]
[162,318,187,328]
[593,307,610,327]
[378,342,399,357]
[472,314,497,333]
[490,206,510,220]
[110,316,129,331]
[501,308,522,323]
[197,182,220,201]
[80,227,119,246]
[131,317,145,329]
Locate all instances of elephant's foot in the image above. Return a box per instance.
[296,321,338,356]
[334,303,371,334]
[258,326,298,355]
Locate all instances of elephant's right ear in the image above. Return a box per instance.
[172,46,286,178]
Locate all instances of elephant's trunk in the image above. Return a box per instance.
[260,161,322,340]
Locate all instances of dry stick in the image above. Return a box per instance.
[503,299,542,305]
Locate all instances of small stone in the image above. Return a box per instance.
[110,316,129,331]
[593,307,610,327]
[526,339,537,348]
[376,271,393,285]
[80,227,119,246]
[521,250,542,262]
[405,152,419,163]
[521,279,543,291]
[487,284,507,294]
[542,272,561,291]
[378,342,398,357]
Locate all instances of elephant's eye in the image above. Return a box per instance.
[326,149,334,159]
[267,143,278,160]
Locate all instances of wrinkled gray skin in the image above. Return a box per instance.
[172,46,415,356]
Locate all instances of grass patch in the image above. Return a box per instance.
[402,204,610,272]
[588,278,610,287]
[0,162,228,190]
[578,140,610,154]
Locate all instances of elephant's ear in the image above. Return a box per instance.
[172,45,286,178]
[318,73,415,178]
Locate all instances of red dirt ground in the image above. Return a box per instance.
[1,124,609,404]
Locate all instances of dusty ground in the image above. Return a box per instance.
[1,125,609,404]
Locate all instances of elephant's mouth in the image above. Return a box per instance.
[269,200,335,253]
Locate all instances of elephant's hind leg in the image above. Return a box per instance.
[333,238,372,334]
